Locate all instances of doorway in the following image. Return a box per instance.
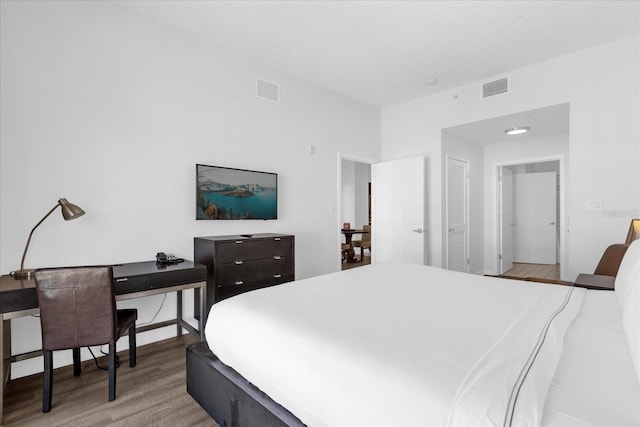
[498,160,561,277]
[338,154,428,271]
[339,156,373,270]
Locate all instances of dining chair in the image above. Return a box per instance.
[352,225,371,260]
[34,265,137,413]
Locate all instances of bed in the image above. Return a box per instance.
[187,240,640,426]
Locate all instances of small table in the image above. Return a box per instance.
[341,229,368,263]
[573,273,615,290]
[0,260,206,424]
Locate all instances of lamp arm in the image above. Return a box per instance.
[19,203,60,273]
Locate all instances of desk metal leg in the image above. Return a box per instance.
[199,285,206,341]
[1,319,11,424]
[176,290,183,337]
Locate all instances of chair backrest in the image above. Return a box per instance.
[626,219,640,245]
[362,225,371,244]
[34,266,117,351]
[594,244,629,277]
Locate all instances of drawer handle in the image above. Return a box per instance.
[273,256,282,260]
[234,240,243,244]
[234,280,244,285]
[273,274,282,279]
[115,278,128,282]
[274,238,281,241]
[234,260,244,265]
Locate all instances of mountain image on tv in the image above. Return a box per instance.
[196,164,277,220]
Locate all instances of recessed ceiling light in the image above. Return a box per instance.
[504,126,530,135]
[426,77,438,86]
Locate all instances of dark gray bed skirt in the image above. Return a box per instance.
[186,342,307,427]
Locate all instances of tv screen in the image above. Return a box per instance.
[196,164,278,220]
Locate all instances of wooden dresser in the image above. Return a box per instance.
[194,233,295,320]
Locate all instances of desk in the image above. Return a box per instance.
[341,229,368,263]
[0,260,206,424]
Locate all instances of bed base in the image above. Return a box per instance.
[186,341,306,427]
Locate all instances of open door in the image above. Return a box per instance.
[371,156,427,264]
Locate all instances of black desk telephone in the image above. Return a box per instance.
[156,252,184,265]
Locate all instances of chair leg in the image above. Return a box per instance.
[128,323,136,367]
[43,350,53,413]
[108,343,116,401]
[72,348,81,376]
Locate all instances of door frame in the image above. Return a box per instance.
[337,153,377,270]
[495,155,566,278]
[445,155,469,272]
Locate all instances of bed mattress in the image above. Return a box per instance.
[204,262,614,426]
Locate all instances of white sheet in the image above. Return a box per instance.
[542,290,640,426]
[206,263,588,426]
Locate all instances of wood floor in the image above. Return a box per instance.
[3,335,217,427]
[504,262,560,280]
[341,253,371,270]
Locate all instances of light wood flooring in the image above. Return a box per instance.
[3,335,217,427]
[504,262,560,280]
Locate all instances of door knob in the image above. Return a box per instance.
[449,228,454,232]
[549,222,555,225]
[412,228,424,233]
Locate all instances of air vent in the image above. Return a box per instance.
[257,79,280,103]
[483,77,508,98]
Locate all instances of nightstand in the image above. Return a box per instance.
[574,273,615,290]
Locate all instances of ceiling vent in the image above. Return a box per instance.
[257,79,280,103]
[483,77,508,98]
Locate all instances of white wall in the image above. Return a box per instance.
[354,162,371,228]
[382,35,640,279]
[0,1,380,377]
[341,160,356,229]
[341,160,371,231]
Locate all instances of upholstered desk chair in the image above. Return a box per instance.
[593,244,629,277]
[34,266,137,413]
[352,225,371,260]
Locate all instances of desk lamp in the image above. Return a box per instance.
[10,198,85,280]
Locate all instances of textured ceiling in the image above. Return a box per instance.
[119,0,640,107]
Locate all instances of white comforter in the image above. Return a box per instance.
[205,263,585,426]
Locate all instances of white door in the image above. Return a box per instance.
[499,167,514,274]
[446,157,468,272]
[371,156,426,264]
[513,172,556,264]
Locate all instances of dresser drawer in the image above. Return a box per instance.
[215,237,293,264]
[216,274,294,302]
[217,257,293,287]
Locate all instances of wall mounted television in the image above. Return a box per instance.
[196,164,278,220]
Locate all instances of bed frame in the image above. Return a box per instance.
[186,341,306,427]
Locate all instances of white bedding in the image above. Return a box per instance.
[205,263,595,426]
[542,291,640,426]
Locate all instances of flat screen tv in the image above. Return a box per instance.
[196,164,278,220]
